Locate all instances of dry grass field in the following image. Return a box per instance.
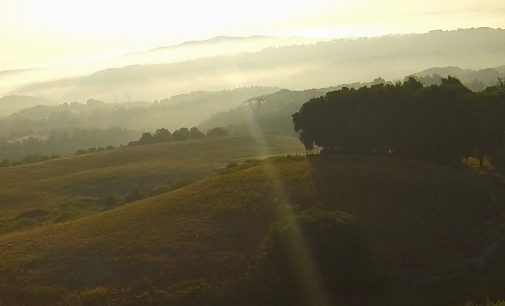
[1,154,504,305]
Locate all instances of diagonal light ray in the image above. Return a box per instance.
[244,107,332,306]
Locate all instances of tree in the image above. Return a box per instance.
[206,127,228,137]
[292,77,505,168]
[189,127,205,139]
[153,128,172,142]
[138,132,154,145]
[173,127,190,141]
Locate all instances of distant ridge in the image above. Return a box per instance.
[9,28,505,101]
[0,68,39,77]
[413,65,505,89]
[150,35,273,52]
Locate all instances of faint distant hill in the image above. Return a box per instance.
[149,35,273,51]
[0,95,52,117]
[11,28,505,101]
[199,78,385,136]
[200,63,505,136]
[123,35,315,60]
[0,86,278,141]
[413,65,505,90]
[0,69,42,99]
[0,68,38,77]
[2,36,309,100]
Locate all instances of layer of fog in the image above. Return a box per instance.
[0,36,318,100]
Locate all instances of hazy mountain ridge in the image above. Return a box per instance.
[1,62,504,161]
[0,95,53,117]
[8,28,505,101]
[413,65,505,90]
[198,63,505,135]
[0,87,277,134]
[0,36,314,98]
[150,35,273,50]
[0,87,278,160]
[0,68,39,77]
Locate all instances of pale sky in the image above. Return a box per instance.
[1,0,505,70]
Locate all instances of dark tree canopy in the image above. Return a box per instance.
[206,127,229,137]
[172,127,190,141]
[129,126,212,146]
[153,128,172,142]
[138,132,154,145]
[293,77,505,169]
[189,127,205,139]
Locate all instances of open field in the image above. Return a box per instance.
[0,135,303,222]
[1,155,504,305]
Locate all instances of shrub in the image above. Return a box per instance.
[15,209,50,220]
[124,189,145,203]
[207,127,229,137]
[189,127,205,139]
[259,209,386,305]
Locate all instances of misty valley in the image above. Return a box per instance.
[1,10,505,306]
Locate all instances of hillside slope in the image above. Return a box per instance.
[413,65,505,90]
[0,95,53,117]
[0,135,303,220]
[1,156,505,305]
[199,79,384,136]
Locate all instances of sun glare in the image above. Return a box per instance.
[27,0,308,38]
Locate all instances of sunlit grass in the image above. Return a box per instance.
[0,135,303,219]
[0,150,503,305]
[246,109,332,306]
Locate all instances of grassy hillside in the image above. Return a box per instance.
[0,135,303,221]
[1,155,505,305]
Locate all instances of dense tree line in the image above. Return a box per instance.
[0,87,275,139]
[293,77,505,171]
[128,126,228,146]
[200,80,387,137]
[0,126,229,166]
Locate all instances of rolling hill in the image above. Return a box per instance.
[414,65,505,90]
[0,135,303,222]
[199,79,384,136]
[9,28,505,101]
[0,95,53,117]
[1,154,505,305]
[0,87,277,140]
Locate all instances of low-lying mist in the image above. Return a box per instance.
[3,28,505,104]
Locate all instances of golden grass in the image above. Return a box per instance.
[1,155,505,305]
[0,135,304,219]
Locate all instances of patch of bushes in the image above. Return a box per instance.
[128,126,229,146]
[123,189,145,203]
[15,209,50,220]
[258,208,387,305]
[0,196,123,234]
[75,146,115,155]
